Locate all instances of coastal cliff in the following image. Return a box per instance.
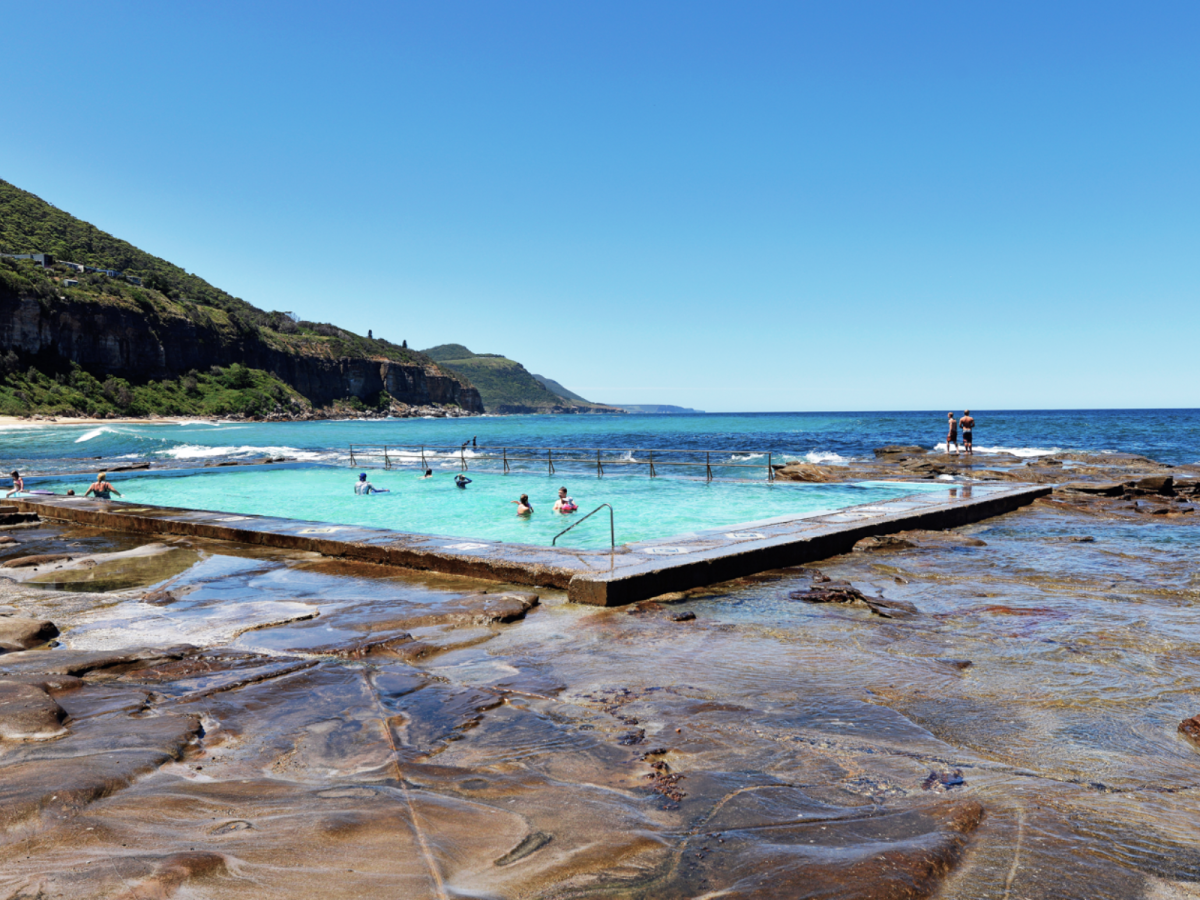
[0,177,482,418]
[0,293,482,412]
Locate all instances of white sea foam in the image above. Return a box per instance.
[965,445,1062,458]
[156,444,336,462]
[778,451,850,465]
[804,451,849,464]
[729,452,766,462]
[74,427,111,443]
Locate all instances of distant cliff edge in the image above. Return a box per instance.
[423,344,624,415]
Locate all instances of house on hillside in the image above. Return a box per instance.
[0,252,53,267]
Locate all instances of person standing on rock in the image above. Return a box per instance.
[945,413,959,454]
[961,410,975,455]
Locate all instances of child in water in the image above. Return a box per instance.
[553,487,578,513]
[512,494,533,516]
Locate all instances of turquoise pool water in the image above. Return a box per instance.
[56,466,950,549]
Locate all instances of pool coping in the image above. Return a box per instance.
[7,481,1051,606]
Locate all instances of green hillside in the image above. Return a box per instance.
[422,345,621,414]
[532,374,588,403]
[0,178,478,418]
[0,178,437,366]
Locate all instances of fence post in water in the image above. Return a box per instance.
[384,445,390,470]
[768,452,772,481]
[503,448,509,474]
[420,445,427,470]
[349,445,356,467]
[649,449,656,478]
[461,446,466,471]
[596,449,603,478]
[706,451,712,483]
[548,449,555,476]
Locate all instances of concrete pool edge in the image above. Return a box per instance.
[8,483,1051,606]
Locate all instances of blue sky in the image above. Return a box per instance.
[2,1,1197,411]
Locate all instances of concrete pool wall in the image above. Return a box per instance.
[9,481,1051,606]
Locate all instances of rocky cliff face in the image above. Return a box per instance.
[0,292,483,413]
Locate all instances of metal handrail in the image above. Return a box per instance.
[551,503,614,549]
[346,444,781,481]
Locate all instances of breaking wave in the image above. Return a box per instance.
[966,445,1062,458]
[155,444,337,462]
[74,427,113,443]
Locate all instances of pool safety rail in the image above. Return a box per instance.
[552,503,615,549]
[347,444,778,482]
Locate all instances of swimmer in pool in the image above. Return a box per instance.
[455,474,472,489]
[420,469,433,479]
[355,472,389,494]
[512,494,533,516]
[553,486,577,513]
[85,472,122,500]
[5,470,23,498]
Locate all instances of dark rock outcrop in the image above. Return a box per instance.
[0,293,483,413]
[874,445,928,457]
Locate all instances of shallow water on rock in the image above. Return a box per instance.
[1,501,1199,898]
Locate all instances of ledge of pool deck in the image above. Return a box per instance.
[9,482,1051,606]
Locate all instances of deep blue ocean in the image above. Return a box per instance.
[2,409,1197,477]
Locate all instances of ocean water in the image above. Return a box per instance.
[40,466,950,549]
[2,409,1198,477]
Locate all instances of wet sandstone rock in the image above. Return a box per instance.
[1058,482,1125,496]
[142,588,177,605]
[111,851,230,899]
[0,617,60,652]
[874,445,928,457]
[0,680,68,740]
[773,462,838,483]
[1128,475,1175,495]
[1,553,72,568]
[360,591,540,631]
[672,798,985,900]
[853,535,917,553]
[789,583,918,618]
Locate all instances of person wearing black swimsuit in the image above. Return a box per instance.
[961,410,975,455]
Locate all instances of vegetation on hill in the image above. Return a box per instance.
[0,178,447,365]
[532,374,588,403]
[421,344,620,414]
[0,353,308,418]
[0,179,477,416]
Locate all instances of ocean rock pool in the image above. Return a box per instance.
[44,465,953,549]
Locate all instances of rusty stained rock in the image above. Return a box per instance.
[1180,715,1200,747]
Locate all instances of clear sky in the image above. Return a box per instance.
[2,1,1197,411]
